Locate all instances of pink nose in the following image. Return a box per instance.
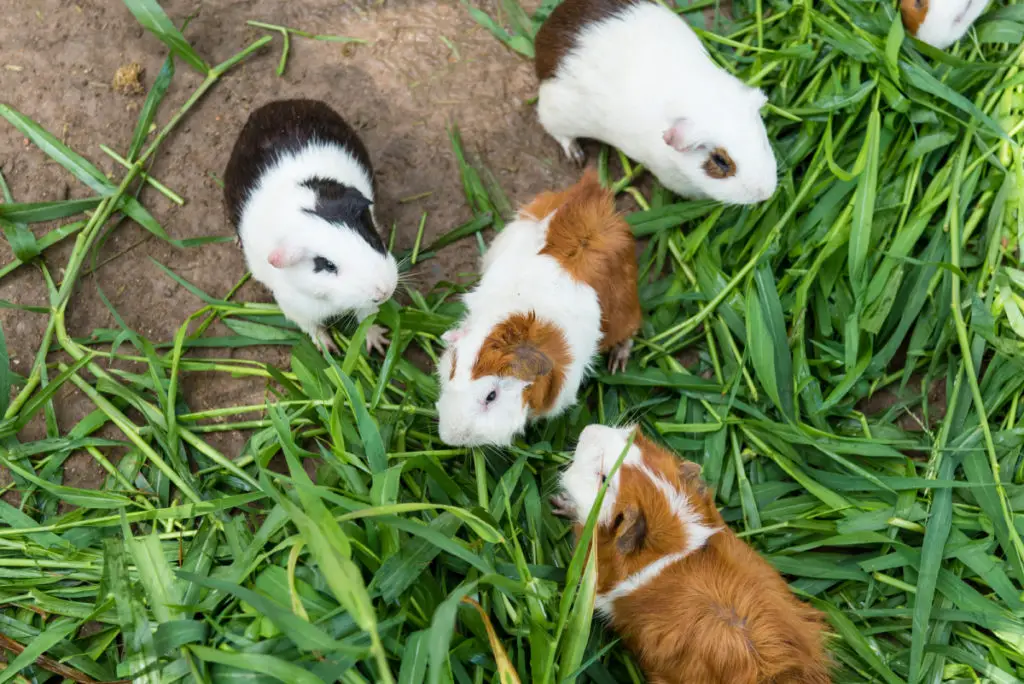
[374,287,390,303]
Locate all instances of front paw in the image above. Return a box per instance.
[550,493,577,519]
[365,324,391,356]
[606,339,633,374]
[314,327,340,355]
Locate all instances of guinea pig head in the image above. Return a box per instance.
[662,83,777,205]
[436,312,572,446]
[560,425,720,600]
[267,181,398,313]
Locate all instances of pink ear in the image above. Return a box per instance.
[442,327,465,345]
[268,246,300,269]
[663,119,694,152]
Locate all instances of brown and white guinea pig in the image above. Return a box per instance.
[554,425,832,684]
[901,0,989,49]
[534,0,777,205]
[435,170,641,447]
[224,99,398,355]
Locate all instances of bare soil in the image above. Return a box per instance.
[0,0,578,488]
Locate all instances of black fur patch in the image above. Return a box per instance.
[313,256,337,273]
[223,99,376,231]
[301,176,386,256]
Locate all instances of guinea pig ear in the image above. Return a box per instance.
[268,245,305,269]
[508,343,553,382]
[663,119,697,153]
[679,459,710,496]
[679,460,702,482]
[614,505,647,555]
[442,327,466,345]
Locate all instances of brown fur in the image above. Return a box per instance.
[703,147,738,180]
[523,169,641,352]
[471,312,572,414]
[449,349,458,380]
[534,0,642,81]
[900,0,929,35]
[591,430,832,684]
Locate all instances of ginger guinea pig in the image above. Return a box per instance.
[554,425,832,684]
[534,0,777,205]
[224,99,398,355]
[901,0,989,49]
[436,170,641,447]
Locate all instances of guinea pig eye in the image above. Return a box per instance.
[313,256,338,274]
[600,474,607,484]
[485,389,498,403]
[702,147,737,180]
[612,512,624,529]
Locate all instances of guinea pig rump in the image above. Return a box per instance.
[525,170,641,354]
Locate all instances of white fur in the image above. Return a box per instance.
[911,0,989,49]
[537,2,777,204]
[435,213,603,447]
[238,142,398,343]
[561,424,719,618]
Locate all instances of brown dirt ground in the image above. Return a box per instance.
[0,0,578,490]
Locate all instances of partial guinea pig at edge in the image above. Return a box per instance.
[435,170,641,447]
[534,0,777,205]
[555,425,832,684]
[223,99,398,355]
[901,0,990,50]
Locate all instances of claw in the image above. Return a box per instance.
[559,137,585,167]
[365,324,391,356]
[606,339,633,374]
[550,493,577,519]
[314,327,340,355]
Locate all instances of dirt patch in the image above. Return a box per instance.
[112,62,145,95]
[0,0,579,486]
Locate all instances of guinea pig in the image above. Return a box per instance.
[223,99,398,355]
[554,425,832,684]
[435,170,641,447]
[901,0,989,49]
[534,0,777,205]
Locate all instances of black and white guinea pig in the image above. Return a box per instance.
[223,99,398,354]
[534,0,777,205]
[901,0,989,49]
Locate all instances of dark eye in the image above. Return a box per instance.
[600,474,607,484]
[612,512,624,529]
[703,147,737,179]
[485,390,497,403]
[313,256,337,274]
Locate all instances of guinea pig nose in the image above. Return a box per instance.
[373,286,390,303]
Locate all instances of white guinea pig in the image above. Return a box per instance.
[901,0,989,49]
[436,170,641,447]
[224,99,398,354]
[534,0,777,205]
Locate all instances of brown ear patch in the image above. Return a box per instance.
[635,430,723,526]
[614,505,647,554]
[680,459,703,483]
[900,0,928,35]
[702,147,737,179]
[471,312,572,415]
[533,169,641,353]
[595,464,686,594]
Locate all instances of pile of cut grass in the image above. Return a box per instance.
[0,0,1022,682]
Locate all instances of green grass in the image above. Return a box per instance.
[0,0,1023,682]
